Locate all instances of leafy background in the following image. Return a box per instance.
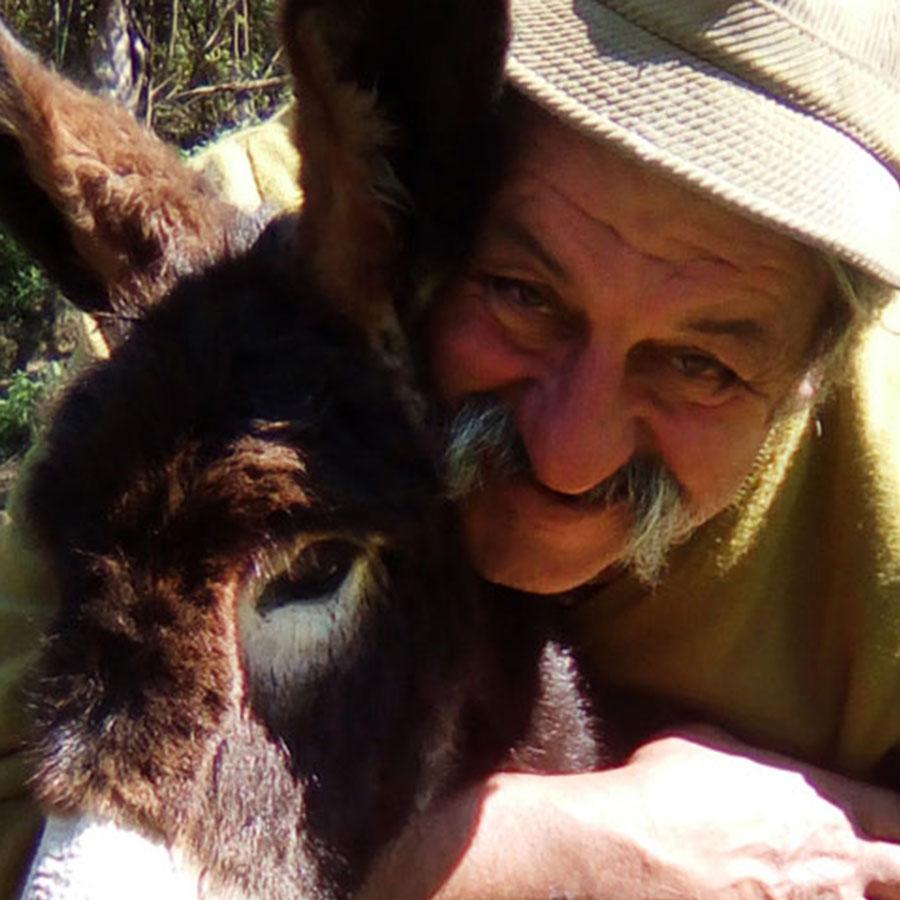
[0,0,288,474]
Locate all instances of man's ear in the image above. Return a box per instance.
[0,21,240,340]
[282,0,510,349]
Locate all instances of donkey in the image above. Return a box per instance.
[1,3,603,899]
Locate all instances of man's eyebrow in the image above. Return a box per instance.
[488,214,568,280]
[682,317,773,345]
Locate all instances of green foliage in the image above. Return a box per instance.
[0,365,62,459]
[0,228,61,460]
[0,1,290,466]
[154,0,290,150]
[0,229,54,378]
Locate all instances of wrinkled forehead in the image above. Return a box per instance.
[501,97,828,284]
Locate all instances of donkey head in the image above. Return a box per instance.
[25,225,496,900]
[0,4,538,899]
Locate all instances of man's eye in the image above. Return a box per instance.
[670,351,738,388]
[257,539,359,614]
[484,276,554,314]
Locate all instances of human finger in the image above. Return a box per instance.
[860,838,900,899]
[811,774,900,844]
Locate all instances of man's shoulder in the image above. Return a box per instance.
[849,293,900,482]
[188,105,302,213]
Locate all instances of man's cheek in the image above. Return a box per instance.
[652,401,774,516]
[429,295,528,401]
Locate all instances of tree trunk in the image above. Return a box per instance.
[90,0,146,114]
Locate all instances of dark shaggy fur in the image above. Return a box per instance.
[24,219,599,898]
[1,3,604,898]
[283,0,510,363]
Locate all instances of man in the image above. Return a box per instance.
[4,0,900,898]
[355,0,900,896]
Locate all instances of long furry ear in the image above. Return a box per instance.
[282,0,509,354]
[0,20,244,344]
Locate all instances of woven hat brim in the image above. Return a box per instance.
[507,0,900,288]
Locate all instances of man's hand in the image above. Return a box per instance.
[360,728,900,899]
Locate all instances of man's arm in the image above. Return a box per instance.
[361,729,900,899]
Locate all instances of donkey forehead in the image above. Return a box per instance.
[182,421,436,540]
[28,234,438,584]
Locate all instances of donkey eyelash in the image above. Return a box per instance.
[256,539,361,613]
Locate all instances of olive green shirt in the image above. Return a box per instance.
[574,298,900,778]
[0,468,58,899]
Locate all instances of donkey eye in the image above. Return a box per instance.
[257,540,359,612]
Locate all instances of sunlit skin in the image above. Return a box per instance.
[428,104,831,593]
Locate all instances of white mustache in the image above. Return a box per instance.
[441,394,698,585]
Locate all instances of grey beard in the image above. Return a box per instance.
[441,395,697,586]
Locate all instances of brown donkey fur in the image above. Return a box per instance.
[0,24,254,351]
[1,4,601,899]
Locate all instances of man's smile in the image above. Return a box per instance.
[469,465,633,532]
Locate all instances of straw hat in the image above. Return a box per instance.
[506,0,900,288]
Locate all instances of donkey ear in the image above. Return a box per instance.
[282,0,509,348]
[0,21,239,331]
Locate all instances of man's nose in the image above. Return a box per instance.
[516,343,640,495]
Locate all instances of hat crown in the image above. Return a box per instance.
[620,0,900,73]
[599,0,900,172]
[507,0,900,286]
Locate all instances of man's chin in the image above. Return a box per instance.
[470,544,622,594]
[476,559,617,595]
[458,476,631,593]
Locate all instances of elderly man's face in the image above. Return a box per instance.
[428,106,830,594]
